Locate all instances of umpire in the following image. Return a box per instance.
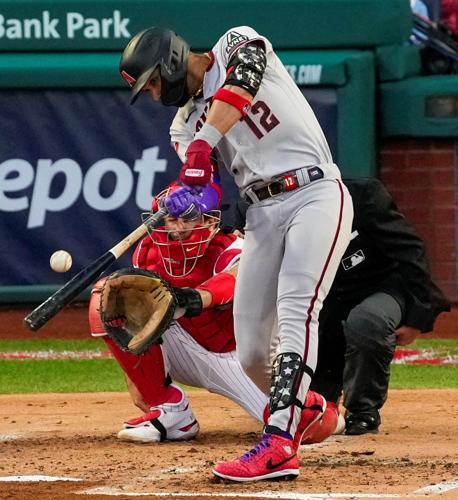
[234,178,450,435]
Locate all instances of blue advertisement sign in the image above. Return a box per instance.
[0,88,336,287]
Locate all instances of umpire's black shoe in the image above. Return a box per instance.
[345,412,380,435]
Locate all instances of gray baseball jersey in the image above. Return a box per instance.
[171,26,353,439]
[170,26,335,193]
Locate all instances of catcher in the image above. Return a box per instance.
[89,186,340,443]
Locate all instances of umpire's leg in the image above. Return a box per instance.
[342,292,404,432]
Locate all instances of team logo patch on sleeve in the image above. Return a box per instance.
[226,31,249,53]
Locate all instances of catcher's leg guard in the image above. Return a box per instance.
[89,280,181,408]
[300,400,339,445]
[88,278,107,336]
[103,337,182,408]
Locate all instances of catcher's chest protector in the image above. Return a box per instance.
[136,233,237,289]
[134,233,238,353]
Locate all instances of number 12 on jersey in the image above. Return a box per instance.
[243,101,279,139]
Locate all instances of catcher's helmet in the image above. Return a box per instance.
[120,26,190,106]
[145,186,221,277]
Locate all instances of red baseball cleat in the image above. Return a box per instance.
[212,433,299,482]
[293,390,326,446]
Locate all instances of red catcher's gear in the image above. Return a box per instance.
[149,184,222,277]
[133,231,240,352]
[88,279,181,408]
[197,271,236,306]
[149,214,220,277]
[179,139,213,185]
[300,401,339,445]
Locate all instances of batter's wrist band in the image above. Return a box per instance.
[194,123,223,148]
[197,271,236,306]
[213,88,252,116]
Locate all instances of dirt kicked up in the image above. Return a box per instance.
[0,389,457,500]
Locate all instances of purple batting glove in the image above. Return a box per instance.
[164,186,199,219]
[164,185,220,219]
[195,184,220,212]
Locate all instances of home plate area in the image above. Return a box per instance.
[0,390,457,499]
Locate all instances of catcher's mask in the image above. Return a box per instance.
[119,26,190,106]
[144,187,220,277]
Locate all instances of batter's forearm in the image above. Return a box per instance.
[206,85,253,135]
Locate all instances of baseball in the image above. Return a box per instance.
[50,250,73,273]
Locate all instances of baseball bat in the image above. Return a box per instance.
[23,207,168,332]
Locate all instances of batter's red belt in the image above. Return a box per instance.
[244,165,324,204]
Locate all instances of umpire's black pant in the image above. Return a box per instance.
[311,292,404,418]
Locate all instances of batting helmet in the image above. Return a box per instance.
[120,26,190,106]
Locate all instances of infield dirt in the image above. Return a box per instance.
[0,389,457,499]
[0,305,457,499]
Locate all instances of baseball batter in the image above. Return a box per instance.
[120,25,353,481]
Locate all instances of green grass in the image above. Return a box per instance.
[412,338,458,349]
[410,338,458,351]
[0,338,106,352]
[0,338,456,394]
[390,365,458,389]
[0,359,126,393]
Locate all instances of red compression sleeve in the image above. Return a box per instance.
[213,88,251,116]
[197,271,236,306]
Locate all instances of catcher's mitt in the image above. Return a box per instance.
[100,268,176,355]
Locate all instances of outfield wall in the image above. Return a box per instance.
[0,0,456,302]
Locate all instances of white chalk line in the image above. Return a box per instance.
[412,477,458,495]
[0,475,456,498]
[78,489,402,498]
[0,433,21,442]
[77,476,458,498]
[0,350,111,360]
[0,475,81,482]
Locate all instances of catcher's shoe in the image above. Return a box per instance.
[117,401,199,443]
[334,412,346,435]
[293,390,326,446]
[212,433,299,482]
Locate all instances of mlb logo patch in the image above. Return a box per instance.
[342,250,365,270]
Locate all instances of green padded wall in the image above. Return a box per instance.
[0,0,412,51]
[381,75,458,137]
